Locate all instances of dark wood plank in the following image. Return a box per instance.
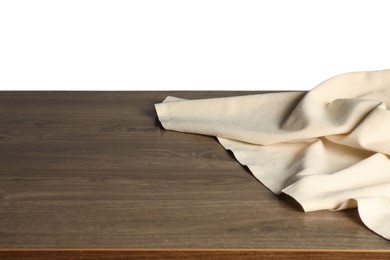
[1,249,390,260]
[0,91,390,253]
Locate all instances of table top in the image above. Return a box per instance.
[1,91,389,256]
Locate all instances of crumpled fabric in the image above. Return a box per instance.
[154,69,390,240]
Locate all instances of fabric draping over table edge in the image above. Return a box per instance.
[154,69,390,240]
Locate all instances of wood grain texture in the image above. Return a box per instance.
[0,91,390,255]
[1,249,390,260]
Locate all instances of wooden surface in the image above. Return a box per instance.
[0,91,389,257]
[1,249,390,260]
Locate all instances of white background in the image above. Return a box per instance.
[1,0,390,91]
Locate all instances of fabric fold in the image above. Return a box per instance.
[154,69,390,240]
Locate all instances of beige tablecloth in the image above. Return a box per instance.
[155,69,390,240]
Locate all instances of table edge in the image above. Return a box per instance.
[1,248,390,259]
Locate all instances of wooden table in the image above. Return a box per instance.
[1,91,389,259]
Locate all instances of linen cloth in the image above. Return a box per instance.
[154,69,390,240]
